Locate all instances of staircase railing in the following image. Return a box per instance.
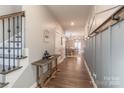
[0,11,25,74]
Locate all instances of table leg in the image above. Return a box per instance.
[55,58,57,71]
[56,57,60,72]
[36,66,41,88]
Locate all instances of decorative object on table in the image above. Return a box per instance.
[42,50,51,59]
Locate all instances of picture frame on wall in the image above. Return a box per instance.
[43,29,50,42]
[61,37,63,45]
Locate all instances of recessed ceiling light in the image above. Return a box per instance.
[70,22,74,26]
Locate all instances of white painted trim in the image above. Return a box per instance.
[30,82,37,88]
[83,58,97,88]
[59,56,65,63]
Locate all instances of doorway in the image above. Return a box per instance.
[65,37,83,57]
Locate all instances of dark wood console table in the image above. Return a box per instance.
[32,54,60,88]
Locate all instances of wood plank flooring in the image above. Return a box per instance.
[45,56,94,88]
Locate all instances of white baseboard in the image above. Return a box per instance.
[83,58,97,88]
[30,82,37,88]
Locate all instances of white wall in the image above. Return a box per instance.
[84,5,121,36]
[22,5,64,63]
[55,30,65,63]
[0,5,21,16]
[12,5,65,87]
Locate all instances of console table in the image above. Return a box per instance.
[32,54,60,88]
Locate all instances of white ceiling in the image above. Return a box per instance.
[46,5,93,34]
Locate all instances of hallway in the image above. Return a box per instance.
[0,5,124,88]
[45,56,94,88]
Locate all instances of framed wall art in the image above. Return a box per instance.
[43,29,50,42]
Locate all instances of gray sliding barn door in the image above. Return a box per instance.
[111,21,124,87]
[101,28,111,87]
[95,33,102,87]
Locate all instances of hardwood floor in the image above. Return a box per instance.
[45,55,94,88]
